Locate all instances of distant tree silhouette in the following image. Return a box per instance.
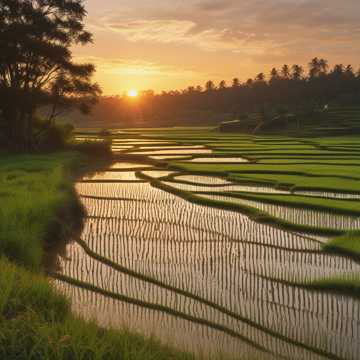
[60,57,360,129]
[270,68,279,82]
[219,80,227,90]
[281,65,290,79]
[232,78,240,88]
[205,80,215,91]
[292,65,304,80]
[255,73,265,82]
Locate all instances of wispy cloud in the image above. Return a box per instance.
[74,56,208,79]
[79,0,360,93]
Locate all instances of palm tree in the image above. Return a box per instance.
[333,64,344,75]
[232,78,240,88]
[270,68,279,81]
[319,58,329,74]
[292,64,304,80]
[281,64,290,79]
[255,73,265,82]
[219,80,227,90]
[309,57,321,78]
[205,80,215,91]
[246,78,253,86]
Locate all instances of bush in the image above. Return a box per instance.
[34,118,74,152]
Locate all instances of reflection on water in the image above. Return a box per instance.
[199,194,360,231]
[55,172,360,360]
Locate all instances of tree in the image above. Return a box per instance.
[255,73,265,82]
[0,0,100,151]
[319,58,329,75]
[219,80,227,90]
[205,80,215,91]
[332,64,344,76]
[270,68,279,82]
[281,64,290,79]
[309,57,321,78]
[232,78,240,88]
[292,64,304,80]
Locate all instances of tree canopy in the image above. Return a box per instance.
[0,0,100,151]
[73,58,360,129]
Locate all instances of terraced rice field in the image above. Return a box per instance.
[54,129,360,360]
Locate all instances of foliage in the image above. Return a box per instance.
[34,118,75,152]
[0,152,82,268]
[67,57,360,129]
[0,0,100,151]
[324,231,360,258]
[0,257,196,360]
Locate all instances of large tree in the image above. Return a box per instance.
[0,0,100,151]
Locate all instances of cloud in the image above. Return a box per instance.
[94,17,274,54]
[74,56,206,78]
[89,0,360,61]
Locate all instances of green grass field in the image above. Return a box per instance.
[0,151,198,360]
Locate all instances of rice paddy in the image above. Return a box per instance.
[54,129,360,360]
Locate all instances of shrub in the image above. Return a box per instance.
[33,117,74,152]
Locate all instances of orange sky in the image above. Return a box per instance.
[74,0,360,95]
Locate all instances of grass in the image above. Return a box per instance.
[0,257,195,360]
[0,152,83,269]
[0,151,198,360]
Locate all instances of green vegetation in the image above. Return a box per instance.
[308,274,360,299]
[194,191,360,217]
[0,152,196,360]
[324,231,360,258]
[0,152,83,269]
[0,258,195,360]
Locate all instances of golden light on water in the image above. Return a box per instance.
[127,89,138,98]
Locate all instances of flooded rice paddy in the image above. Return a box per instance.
[54,135,360,360]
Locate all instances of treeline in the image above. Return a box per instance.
[79,58,360,128]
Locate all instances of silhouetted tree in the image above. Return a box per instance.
[205,80,215,92]
[219,80,227,90]
[232,78,240,88]
[281,65,290,79]
[292,65,304,80]
[0,0,100,151]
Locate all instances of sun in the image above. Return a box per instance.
[127,89,138,98]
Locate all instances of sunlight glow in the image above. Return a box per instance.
[127,89,138,97]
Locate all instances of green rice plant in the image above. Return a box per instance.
[324,231,360,258]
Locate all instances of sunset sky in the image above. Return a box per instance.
[75,0,360,95]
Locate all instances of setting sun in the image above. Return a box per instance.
[127,89,138,98]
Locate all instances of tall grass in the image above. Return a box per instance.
[0,153,82,269]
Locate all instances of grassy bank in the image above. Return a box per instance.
[0,152,196,360]
[0,152,83,269]
[0,258,194,360]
